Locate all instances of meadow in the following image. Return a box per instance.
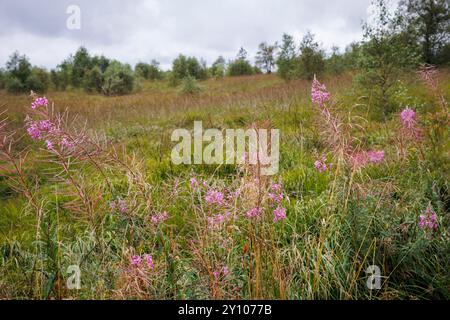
[0,69,449,300]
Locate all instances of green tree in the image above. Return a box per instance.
[326,46,346,75]
[83,66,103,93]
[399,0,449,64]
[71,47,92,87]
[276,33,298,80]
[135,60,162,80]
[210,56,226,78]
[91,55,110,73]
[102,61,135,95]
[0,69,5,89]
[255,42,277,74]
[297,32,325,80]
[357,0,421,115]
[51,59,72,91]
[26,67,50,92]
[6,51,32,85]
[170,55,207,85]
[227,47,254,76]
[179,75,202,95]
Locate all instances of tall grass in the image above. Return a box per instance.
[0,70,448,299]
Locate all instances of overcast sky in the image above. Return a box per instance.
[0,0,398,70]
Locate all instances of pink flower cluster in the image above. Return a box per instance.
[213,266,229,279]
[349,150,385,168]
[311,77,331,107]
[110,199,128,213]
[31,97,48,109]
[399,107,422,140]
[26,97,79,152]
[400,108,416,129]
[245,206,263,219]
[150,211,169,225]
[208,211,232,228]
[205,190,225,205]
[27,120,55,140]
[367,150,385,163]
[268,183,287,223]
[419,205,438,231]
[130,254,154,270]
[268,184,284,203]
[190,177,199,190]
[314,156,332,173]
[273,206,287,223]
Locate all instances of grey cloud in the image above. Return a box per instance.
[0,0,388,69]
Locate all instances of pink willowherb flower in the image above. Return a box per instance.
[213,266,229,280]
[273,206,287,222]
[222,266,229,276]
[311,77,331,107]
[118,200,127,213]
[268,192,283,204]
[31,97,48,109]
[208,212,232,228]
[270,183,282,192]
[27,123,41,139]
[189,177,198,189]
[109,201,117,211]
[144,254,154,270]
[45,140,53,150]
[314,156,331,173]
[150,211,169,226]
[245,207,263,219]
[110,199,127,213]
[367,150,385,164]
[419,205,438,231]
[60,137,74,150]
[26,120,55,140]
[130,255,142,267]
[349,151,368,168]
[400,108,416,128]
[205,190,225,205]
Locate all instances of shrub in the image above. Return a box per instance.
[83,66,103,93]
[210,56,226,78]
[102,61,135,95]
[0,69,5,89]
[276,33,298,80]
[227,47,255,77]
[179,75,202,95]
[357,0,420,116]
[171,55,207,84]
[296,32,325,80]
[135,60,162,80]
[5,76,24,93]
[28,67,50,93]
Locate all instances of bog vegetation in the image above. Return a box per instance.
[0,0,449,299]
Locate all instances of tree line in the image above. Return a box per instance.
[0,0,448,96]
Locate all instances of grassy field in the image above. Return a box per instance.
[0,70,449,299]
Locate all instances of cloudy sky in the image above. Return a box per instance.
[0,0,396,70]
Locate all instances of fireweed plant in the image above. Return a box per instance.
[0,68,448,299]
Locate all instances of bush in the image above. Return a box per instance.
[84,66,103,93]
[227,60,254,76]
[296,32,325,80]
[135,60,162,80]
[102,61,135,96]
[27,67,50,93]
[5,77,24,93]
[179,75,202,95]
[171,55,208,84]
[357,0,420,116]
[0,69,5,89]
[276,34,298,80]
